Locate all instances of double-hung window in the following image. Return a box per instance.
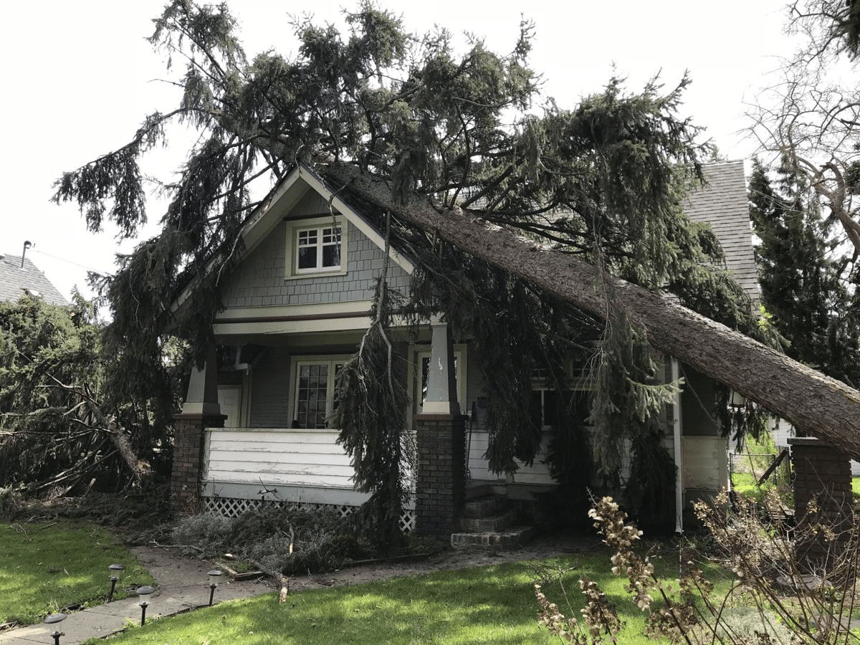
[292,357,347,429]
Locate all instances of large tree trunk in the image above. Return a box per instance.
[326,163,860,460]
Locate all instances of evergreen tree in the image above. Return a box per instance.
[0,295,185,492]
[749,160,860,389]
[57,1,857,534]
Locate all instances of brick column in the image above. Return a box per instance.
[171,412,225,515]
[789,437,852,570]
[414,414,466,539]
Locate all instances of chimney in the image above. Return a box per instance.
[20,241,32,269]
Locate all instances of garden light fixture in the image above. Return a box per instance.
[208,569,223,606]
[137,585,154,626]
[44,613,66,645]
[108,563,124,601]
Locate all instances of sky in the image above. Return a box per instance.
[0,0,798,302]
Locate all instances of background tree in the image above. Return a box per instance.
[749,159,860,389]
[751,0,860,262]
[0,295,185,494]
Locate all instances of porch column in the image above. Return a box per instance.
[171,345,225,515]
[414,320,465,540]
[422,319,459,415]
[789,437,852,571]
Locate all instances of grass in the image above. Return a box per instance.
[730,471,784,504]
[90,550,733,645]
[0,520,153,625]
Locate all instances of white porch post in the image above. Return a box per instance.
[422,317,460,416]
[671,357,684,534]
[181,344,221,416]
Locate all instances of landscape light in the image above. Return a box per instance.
[208,569,223,606]
[44,613,66,645]
[108,563,124,602]
[137,585,155,626]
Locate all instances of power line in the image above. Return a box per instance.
[31,248,109,275]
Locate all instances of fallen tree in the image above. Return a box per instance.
[327,162,860,459]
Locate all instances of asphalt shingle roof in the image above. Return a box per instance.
[684,160,758,301]
[0,254,68,306]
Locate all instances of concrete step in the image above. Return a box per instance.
[459,510,516,532]
[450,525,538,550]
[462,495,508,518]
[464,481,507,500]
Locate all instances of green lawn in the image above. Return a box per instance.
[91,552,733,645]
[0,520,153,625]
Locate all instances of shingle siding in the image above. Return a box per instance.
[220,220,411,308]
[248,346,292,427]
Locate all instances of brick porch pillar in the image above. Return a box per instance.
[171,412,225,514]
[170,344,224,515]
[414,414,466,539]
[789,437,852,571]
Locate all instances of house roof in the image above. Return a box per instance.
[0,254,68,306]
[684,160,758,301]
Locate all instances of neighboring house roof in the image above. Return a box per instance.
[684,160,759,301]
[0,254,68,306]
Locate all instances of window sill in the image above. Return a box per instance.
[284,268,348,281]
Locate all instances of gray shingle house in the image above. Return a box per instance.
[0,252,68,306]
[171,160,756,540]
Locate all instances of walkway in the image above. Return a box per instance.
[0,546,273,645]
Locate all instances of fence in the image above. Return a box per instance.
[728,449,792,487]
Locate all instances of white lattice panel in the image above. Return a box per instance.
[399,510,416,533]
[203,496,415,533]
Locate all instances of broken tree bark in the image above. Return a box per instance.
[326,162,860,460]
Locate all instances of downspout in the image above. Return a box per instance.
[234,345,252,427]
[672,357,684,534]
[234,344,251,372]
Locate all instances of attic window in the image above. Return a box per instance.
[22,288,41,298]
[284,216,349,279]
[297,226,341,272]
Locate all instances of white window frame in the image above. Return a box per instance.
[290,355,352,429]
[284,216,349,279]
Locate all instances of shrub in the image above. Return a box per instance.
[537,492,860,644]
[172,505,364,575]
[171,513,235,557]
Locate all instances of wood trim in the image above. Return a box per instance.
[213,311,369,325]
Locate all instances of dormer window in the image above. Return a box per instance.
[284,216,349,279]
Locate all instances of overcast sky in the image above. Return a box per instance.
[0,0,796,301]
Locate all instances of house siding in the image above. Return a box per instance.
[220,220,411,309]
[248,347,292,427]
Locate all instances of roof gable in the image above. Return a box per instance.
[173,164,413,312]
[0,254,68,306]
[684,161,758,301]
[239,164,413,275]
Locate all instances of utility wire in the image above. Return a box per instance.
[31,248,109,275]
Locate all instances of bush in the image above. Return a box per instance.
[537,492,860,644]
[171,513,235,557]
[172,505,365,575]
